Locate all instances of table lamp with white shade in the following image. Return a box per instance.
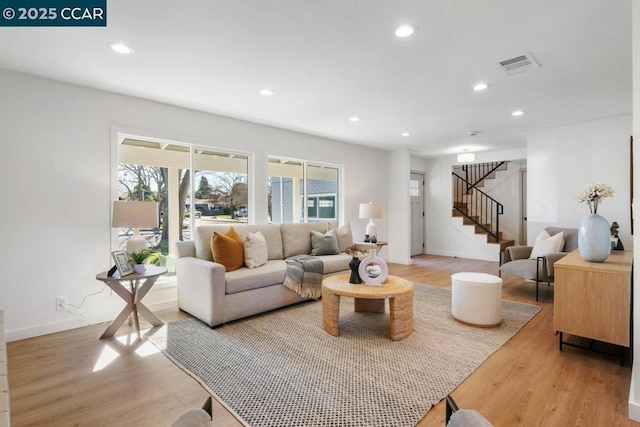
[112,201,159,253]
[359,202,383,243]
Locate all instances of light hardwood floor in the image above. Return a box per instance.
[7,255,639,426]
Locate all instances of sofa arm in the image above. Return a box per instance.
[505,246,533,262]
[176,257,226,327]
[175,240,196,259]
[544,252,569,277]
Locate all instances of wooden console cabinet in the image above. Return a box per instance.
[553,250,633,354]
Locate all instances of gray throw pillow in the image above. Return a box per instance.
[310,228,340,256]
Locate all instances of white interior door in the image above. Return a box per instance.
[410,172,425,256]
[520,168,527,244]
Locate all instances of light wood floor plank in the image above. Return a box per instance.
[7,255,639,426]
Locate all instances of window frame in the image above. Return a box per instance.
[268,155,342,224]
[302,193,338,221]
[111,127,253,253]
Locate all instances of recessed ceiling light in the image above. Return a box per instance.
[473,82,490,91]
[349,116,361,122]
[512,110,525,117]
[107,42,134,55]
[401,132,411,137]
[259,88,274,96]
[395,24,418,38]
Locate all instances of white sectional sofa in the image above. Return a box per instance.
[175,222,354,327]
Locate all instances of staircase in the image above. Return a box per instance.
[451,162,514,261]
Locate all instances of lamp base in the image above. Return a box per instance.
[365,220,377,242]
[126,229,147,253]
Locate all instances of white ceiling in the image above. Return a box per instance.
[0,0,632,157]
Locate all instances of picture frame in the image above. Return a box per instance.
[111,250,134,276]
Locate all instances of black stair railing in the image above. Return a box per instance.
[452,172,504,242]
[460,161,507,193]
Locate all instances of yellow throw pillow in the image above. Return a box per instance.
[211,227,244,272]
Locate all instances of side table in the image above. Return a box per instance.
[95,266,167,339]
[355,240,388,255]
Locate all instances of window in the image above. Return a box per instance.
[117,139,190,272]
[193,149,249,223]
[117,137,250,276]
[410,179,421,197]
[268,157,340,223]
[305,195,336,220]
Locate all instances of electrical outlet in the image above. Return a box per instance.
[56,296,67,310]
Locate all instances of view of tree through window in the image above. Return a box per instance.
[193,150,248,221]
[118,139,249,275]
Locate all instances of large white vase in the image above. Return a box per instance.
[578,214,611,262]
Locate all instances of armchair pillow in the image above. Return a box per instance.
[243,231,268,269]
[529,230,564,259]
[310,229,340,256]
[212,227,244,272]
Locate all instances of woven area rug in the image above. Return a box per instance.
[150,284,540,427]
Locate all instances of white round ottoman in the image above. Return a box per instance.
[451,272,503,327]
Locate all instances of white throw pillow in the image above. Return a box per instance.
[529,230,564,259]
[243,231,268,269]
[329,222,354,252]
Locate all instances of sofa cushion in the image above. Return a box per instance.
[212,227,244,272]
[195,224,284,261]
[499,259,540,281]
[310,229,340,256]
[243,231,268,269]
[281,222,329,258]
[225,260,287,294]
[329,222,354,252]
[317,253,351,274]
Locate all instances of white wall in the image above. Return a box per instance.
[527,115,632,247]
[629,0,640,421]
[0,69,388,340]
[424,148,526,261]
[387,149,411,264]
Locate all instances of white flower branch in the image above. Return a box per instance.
[575,182,615,214]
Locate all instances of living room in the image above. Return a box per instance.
[1,1,640,425]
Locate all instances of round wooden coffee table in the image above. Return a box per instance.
[321,273,413,341]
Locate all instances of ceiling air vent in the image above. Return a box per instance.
[498,53,540,75]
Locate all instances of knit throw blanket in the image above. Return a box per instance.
[283,255,324,299]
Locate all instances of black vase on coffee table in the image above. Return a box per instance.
[349,257,362,284]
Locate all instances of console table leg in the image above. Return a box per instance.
[559,332,563,352]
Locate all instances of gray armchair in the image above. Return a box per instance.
[499,227,578,301]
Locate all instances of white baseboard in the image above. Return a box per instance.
[629,368,640,421]
[388,257,411,265]
[6,298,177,342]
[427,250,498,263]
